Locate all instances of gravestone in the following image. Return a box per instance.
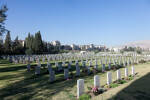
[123,61,126,67]
[62,62,65,67]
[49,71,55,82]
[94,65,98,70]
[89,61,92,67]
[48,63,52,73]
[131,66,135,76]
[102,64,105,72]
[42,57,45,63]
[109,58,111,64]
[64,69,69,79]
[55,62,58,67]
[127,60,130,66]
[94,60,98,70]
[87,66,91,75]
[82,61,86,68]
[95,60,98,65]
[69,61,72,65]
[117,69,121,80]
[76,63,80,76]
[47,57,50,62]
[38,62,41,67]
[27,63,31,71]
[68,63,71,69]
[118,60,121,65]
[100,60,103,65]
[108,63,111,70]
[77,79,84,99]
[94,75,100,88]
[58,63,63,71]
[107,72,112,85]
[125,67,128,77]
[23,59,26,64]
[105,59,107,64]
[35,64,40,75]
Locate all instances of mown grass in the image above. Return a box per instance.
[0,59,149,100]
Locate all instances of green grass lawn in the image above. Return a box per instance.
[0,59,149,100]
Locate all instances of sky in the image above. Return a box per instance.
[1,0,150,46]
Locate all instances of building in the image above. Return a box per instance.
[89,44,94,49]
[70,44,80,50]
[109,47,121,52]
[62,45,72,50]
[18,40,25,47]
[51,40,61,46]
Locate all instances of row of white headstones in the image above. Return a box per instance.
[5,53,140,65]
[77,66,135,99]
[27,59,135,83]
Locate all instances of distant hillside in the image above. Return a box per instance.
[123,40,150,49]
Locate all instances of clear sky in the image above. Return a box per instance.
[1,0,150,46]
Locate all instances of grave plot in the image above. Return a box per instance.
[0,53,150,100]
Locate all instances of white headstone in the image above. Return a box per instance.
[64,69,69,79]
[35,65,40,75]
[107,72,112,85]
[108,63,111,70]
[117,69,121,80]
[131,66,135,76]
[87,66,90,75]
[48,63,52,73]
[94,75,100,88]
[76,63,80,76]
[77,79,84,99]
[68,63,71,69]
[27,63,31,71]
[102,64,105,72]
[125,67,128,77]
[49,71,55,82]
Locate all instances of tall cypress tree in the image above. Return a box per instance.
[25,33,30,49]
[25,33,34,55]
[30,35,34,50]
[4,31,11,54]
[0,43,4,55]
[12,36,23,54]
[33,31,43,54]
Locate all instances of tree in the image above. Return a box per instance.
[25,33,31,49]
[4,31,11,54]
[120,50,124,54]
[0,5,8,36]
[33,31,43,54]
[25,33,35,54]
[136,50,142,54]
[0,43,4,55]
[12,36,23,54]
[25,48,33,55]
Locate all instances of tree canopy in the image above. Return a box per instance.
[0,5,8,36]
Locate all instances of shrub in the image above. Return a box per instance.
[110,83,119,88]
[118,80,127,84]
[136,50,142,54]
[79,94,91,100]
[25,49,33,55]
[87,86,92,91]
[139,59,146,64]
[128,75,134,80]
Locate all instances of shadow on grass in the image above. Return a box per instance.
[0,59,127,100]
[0,65,27,72]
[109,73,150,100]
[0,63,100,100]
